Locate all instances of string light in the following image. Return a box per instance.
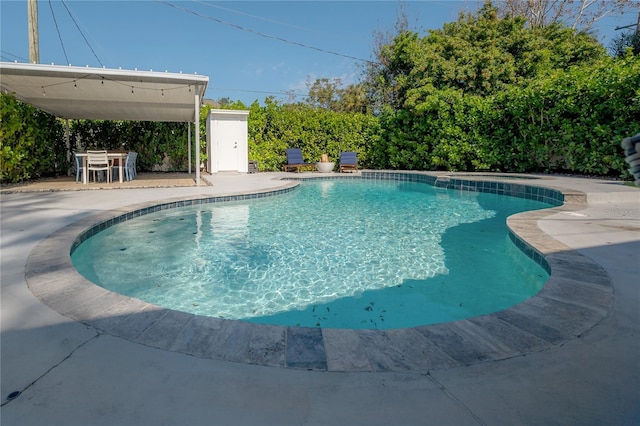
[32,72,202,97]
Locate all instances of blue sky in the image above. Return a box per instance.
[1,1,635,106]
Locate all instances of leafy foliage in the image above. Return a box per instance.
[306,77,370,113]
[247,98,379,171]
[369,4,606,102]
[367,3,637,178]
[489,54,640,176]
[68,120,194,172]
[1,94,66,182]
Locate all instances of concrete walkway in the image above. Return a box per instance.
[1,172,639,425]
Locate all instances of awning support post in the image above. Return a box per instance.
[194,84,200,186]
[65,119,71,175]
[187,122,192,174]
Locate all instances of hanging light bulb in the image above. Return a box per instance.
[42,86,46,96]
[74,80,78,89]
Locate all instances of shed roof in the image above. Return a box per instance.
[0,62,209,122]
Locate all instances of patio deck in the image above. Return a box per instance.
[0,172,207,193]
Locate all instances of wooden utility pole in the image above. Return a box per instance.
[615,10,640,32]
[28,0,39,63]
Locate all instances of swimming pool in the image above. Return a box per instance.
[71,178,554,329]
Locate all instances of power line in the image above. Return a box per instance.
[60,0,103,67]
[192,0,346,41]
[48,0,70,64]
[155,0,377,65]
[1,50,29,62]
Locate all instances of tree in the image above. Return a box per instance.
[362,3,410,112]
[339,83,369,113]
[369,3,607,103]
[305,78,370,113]
[366,2,629,175]
[610,30,640,57]
[306,77,341,110]
[495,0,639,32]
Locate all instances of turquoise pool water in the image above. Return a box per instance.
[72,179,552,329]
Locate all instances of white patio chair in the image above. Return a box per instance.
[87,150,111,183]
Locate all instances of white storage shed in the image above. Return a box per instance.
[206,109,250,173]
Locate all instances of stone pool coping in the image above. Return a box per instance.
[25,171,613,372]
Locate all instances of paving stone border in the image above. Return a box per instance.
[25,172,613,372]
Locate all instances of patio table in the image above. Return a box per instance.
[75,152,128,184]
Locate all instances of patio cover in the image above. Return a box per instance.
[0,62,208,122]
[0,62,209,183]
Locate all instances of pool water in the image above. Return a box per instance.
[72,179,552,329]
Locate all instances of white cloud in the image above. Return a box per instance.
[271,62,288,73]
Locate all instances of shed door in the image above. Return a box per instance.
[214,118,239,171]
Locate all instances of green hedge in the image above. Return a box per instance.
[1,94,66,183]
[371,54,640,178]
[69,119,196,172]
[488,54,640,176]
[2,54,638,183]
[247,99,380,171]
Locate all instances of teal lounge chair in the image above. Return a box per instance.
[339,151,358,173]
[284,148,315,172]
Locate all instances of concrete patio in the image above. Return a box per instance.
[1,172,639,425]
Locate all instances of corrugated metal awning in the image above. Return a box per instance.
[0,62,209,122]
